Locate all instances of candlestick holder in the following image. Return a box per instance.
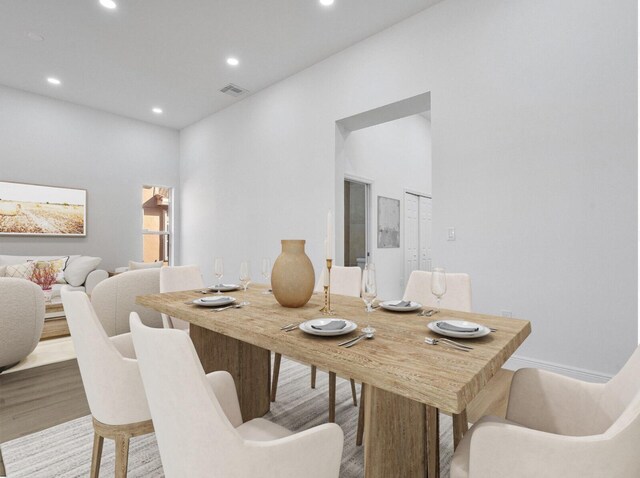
[319,259,334,314]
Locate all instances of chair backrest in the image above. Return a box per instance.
[159,265,204,329]
[600,346,640,431]
[129,313,245,477]
[403,270,472,311]
[61,288,150,425]
[0,278,45,371]
[315,266,362,298]
[91,268,163,336]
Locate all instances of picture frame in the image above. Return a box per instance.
[377,196,400,248]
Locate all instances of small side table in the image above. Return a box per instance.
[41,299,69,340]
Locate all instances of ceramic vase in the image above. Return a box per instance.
[271,240,315,308]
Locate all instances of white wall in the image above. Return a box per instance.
[0,86,180,270]
[343,114,431,299]
[179,0,637,377]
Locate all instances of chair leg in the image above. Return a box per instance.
[356,384,365,446]
[328,371,336,423]
[311,365,317,389]
[90,432,104,478]
[114,434,130,478]
[271,353,282,402]
[350,379,358,406]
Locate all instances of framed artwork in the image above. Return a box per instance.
[0,181,87,236]
[377,196,400,248]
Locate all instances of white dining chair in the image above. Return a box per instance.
[403,270,472,312]
[129,313,344,478]
[159,265,205,330]
[271,265,361,422]
[61,288,153,478]
[451,345,640,477]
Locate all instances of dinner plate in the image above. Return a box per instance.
[427,320,491,338]
[299,318,358,336]
[192,295,236,307]
[207,284,241,292]
[379,300,422,312]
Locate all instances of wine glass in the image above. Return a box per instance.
[261,257,271,294]
[431,267,447,311]
[239,261,251,306]
[214,257,224,293]
[361,263,377,335]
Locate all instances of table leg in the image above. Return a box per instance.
[426,405,440,477]
[364,384,438,477]
[190,324,270,421]
[452,409,468,450]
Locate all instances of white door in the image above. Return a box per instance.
[419,196,432,271]
[404,193,419,283]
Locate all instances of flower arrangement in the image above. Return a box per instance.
[30,262,59,291]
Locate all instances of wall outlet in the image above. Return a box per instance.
[501,310,513,318]
[447,227,456,241]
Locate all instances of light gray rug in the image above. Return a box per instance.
[1,357,452,477]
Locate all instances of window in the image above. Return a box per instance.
[142,186,172,264]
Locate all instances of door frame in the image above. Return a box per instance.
[345,174,374,266]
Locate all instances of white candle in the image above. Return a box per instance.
[326,210,334,260]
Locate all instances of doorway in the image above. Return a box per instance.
[404,192,432,283]
[344,178,370,269]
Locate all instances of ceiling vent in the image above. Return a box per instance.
[219,83,249,97]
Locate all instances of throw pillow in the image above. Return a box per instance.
[128,260,163,270]
[5,262,35,280]
[64,256,102,287]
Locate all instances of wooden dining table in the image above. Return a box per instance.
[137,284,530,478]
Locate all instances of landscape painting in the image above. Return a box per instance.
[0,181,86,236]
[377,196,400,248]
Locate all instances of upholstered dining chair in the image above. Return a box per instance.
[451,345,640,477]
[91,268,163,336]
[129,313,344,478]
[271,265,361,422]
[159,265,205,330]
[61,288,153,478]
[403,270,472,312]
[0,278,45,372]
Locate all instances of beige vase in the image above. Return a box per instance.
[271,240,315,308]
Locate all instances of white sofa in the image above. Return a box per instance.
[0,254,108,297]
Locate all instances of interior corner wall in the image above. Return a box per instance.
[179,0,637,377]
[0,85,180,270]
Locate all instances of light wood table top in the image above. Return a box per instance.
[138,284,530,414]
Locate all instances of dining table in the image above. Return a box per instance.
[137,283,530,478]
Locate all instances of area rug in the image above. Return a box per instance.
[1,357,453,477]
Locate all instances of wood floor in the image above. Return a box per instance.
[0,342,513,476]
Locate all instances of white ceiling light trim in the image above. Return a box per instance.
[46,77,61,85]
[99,0,117,10]
[152,107,163,114]
[319,0,335,6]
[226,57,240,66]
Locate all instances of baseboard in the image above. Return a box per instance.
[504,355,612,384]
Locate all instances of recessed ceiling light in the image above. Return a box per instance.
[319,0,335,6]
[99,0,117,9]
[226,57,239,66]
[26,32,44,42]
[47,77,61,85]
[152,107,163,114]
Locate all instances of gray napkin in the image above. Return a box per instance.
[200,296,228,303]
[311,320,347,331]
[394,300,412,307]
[436,321,479,333]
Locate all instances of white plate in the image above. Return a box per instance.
[207,284,241,292]
[193,295,236,307]
[299,318,358,336]
[427,320,491,338]
[379,300,422,312]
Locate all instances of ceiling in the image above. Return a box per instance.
[0,0,442,129]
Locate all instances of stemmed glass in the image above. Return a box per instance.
[214,257,224,293]
[261,258,271,294]
[239,261,251,306]
[431,267,447,311]
[361,263,377,335]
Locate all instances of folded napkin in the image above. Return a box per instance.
[200,296,229,303]
[393,300,412,307]
[311,320,347,331]
[436,321,479,333]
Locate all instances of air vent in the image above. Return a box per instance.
[220,83,249,97]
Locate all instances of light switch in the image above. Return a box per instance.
[447,227,456,241]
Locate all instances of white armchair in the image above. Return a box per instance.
[159,265,205,330]
[403,270,472,311]
[129,313,344,478]
[451,346,640,477]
